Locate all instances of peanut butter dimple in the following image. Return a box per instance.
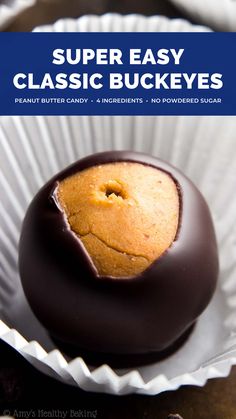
[57,162,179,277]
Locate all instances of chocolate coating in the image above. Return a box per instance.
[19,151,219,364]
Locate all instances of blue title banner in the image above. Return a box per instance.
[0,32,235,115]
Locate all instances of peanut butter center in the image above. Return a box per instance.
[57,162,179,277]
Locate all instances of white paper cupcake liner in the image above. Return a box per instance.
[170,0,236,31]
[0,15,236,395]
[1,114,236,395]
[33,13,210,33]
[0,0,36,31]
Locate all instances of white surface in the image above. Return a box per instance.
[0,0,35,30]
[1,15,236,395]
[170,0,236,31]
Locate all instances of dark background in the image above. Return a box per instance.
[1,1,236,418]
[6,0,182,32]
